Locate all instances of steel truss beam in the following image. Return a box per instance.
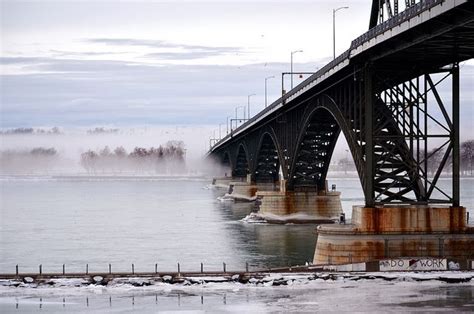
[370,0,420,29]
[254,134,280,183]
[290,109,340,191]
[233,145,249,178]
[375,63,460,205]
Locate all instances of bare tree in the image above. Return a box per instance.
[461,140,474,176]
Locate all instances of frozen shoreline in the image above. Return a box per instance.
[1,271,473,312]
[1,271,473,293]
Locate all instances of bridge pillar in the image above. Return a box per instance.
[211,176,236,189]
[221,181,259,202]
[253,183,343,223]
[313,206,474,265]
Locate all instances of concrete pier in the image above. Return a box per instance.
[225,181,259,201]
[313,206,474,265]
[211,177,237,189]
[253,189,343,224]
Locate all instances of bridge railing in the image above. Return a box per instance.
[210,0,446,152]
[351,0,444,48]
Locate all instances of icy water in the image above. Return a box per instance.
[0,176,473,312]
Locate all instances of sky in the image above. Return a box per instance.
[0,0,372,128]
[0,0,472,137]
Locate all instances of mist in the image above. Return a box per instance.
[0,125,216,176]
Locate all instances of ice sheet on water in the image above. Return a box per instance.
[241,212,335,224]
[218,193,256,203]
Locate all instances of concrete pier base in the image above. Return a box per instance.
[224,182,259,202]
[313,206,474,265]
[211,177,237,189]
[254,190,343,224]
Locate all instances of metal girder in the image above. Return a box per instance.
[254,134,280,183]
[290,110,340,191]
[233,145,249,178]
[375,64,460,205]
[370,0,421,29]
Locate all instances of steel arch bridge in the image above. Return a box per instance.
[209,0,474,207]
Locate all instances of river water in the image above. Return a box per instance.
[0,175,473,312]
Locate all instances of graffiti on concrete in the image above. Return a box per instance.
[379,258,447,271]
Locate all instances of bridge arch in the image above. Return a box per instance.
[288,94,362,191]
[253,131,283,184]
[232,143,250,178]
[220,150,232,175]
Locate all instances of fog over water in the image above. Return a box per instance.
[0,126,218,175]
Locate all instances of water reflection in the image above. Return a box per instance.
[4,284,473,312]
[212,192,318,268]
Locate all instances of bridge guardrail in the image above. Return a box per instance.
[351,0,444,48]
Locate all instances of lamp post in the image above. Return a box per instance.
[226,115,232,133]
[235,106,245,119]
[290,50,303,89]
[333,6,349,60]
[235,106,246,129]
[247,94,256,120]
[265,76,275,108]
[219,123,225,139]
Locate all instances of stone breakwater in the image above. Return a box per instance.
[1,270,474,289]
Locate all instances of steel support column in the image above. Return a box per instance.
[452,63,460,207]
[365,66,375,207]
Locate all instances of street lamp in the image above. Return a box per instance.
[235,105,246,129]
[226,115,232,134]
[235,105,245,119]
[333,6,349,60]
[265,76,275,108]
[247,94,256,120]
[290,50,303,89]
[219,123,225,139]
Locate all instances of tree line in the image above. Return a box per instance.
[80,141,186,174]
[0,147,59,174]
[0,141,186,175]
[335,139,474,176]
[0,127,61,135]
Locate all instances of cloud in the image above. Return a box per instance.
[1,55,472,136]
[88,38,241,51]
[87,38,246,60]
[50,50,128,57]
[0,56,297,127]
[0,57,52,65]
[145,51,224,60]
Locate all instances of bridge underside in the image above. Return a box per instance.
[291,109,340,191]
